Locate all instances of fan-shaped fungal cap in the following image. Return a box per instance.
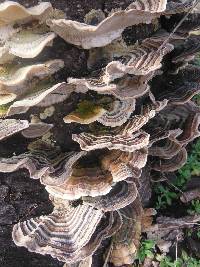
[97,99,136,127]
[149,130,183,159]
[39,151,87,186]
[0,119,29,140]
[83,181,138,211]
[7,31,56,58]
[68,38,172,93]
[152,147,187,172]
[21,122,53,139]
[45,167,113,200]
[72,210,122,263]
[128,0,167,12]
[0,60,64,96]
[63,101,107,124]
[0,152,51,179]
[0,46,15,64]
[109,75,150,100]
[118,99,167,136]
[109,198,143,266]
[2,82,70,117]
[164,0,195,15]
[101,149,148,182]
[157,82,200,105]
[149,137,182,159]
[68,74,150,100]
[64,99,135,127]
[72,130,149,152]
[0,25,18,43]
[104,39,173,81]
[72,98,167,152]
[0,1,53,26]
[178,112,200,145]
[0,31,56,63]
[47,0,167,49]
[0,146,85,184]
[12,204,103,262]
[158,101,200,129]
[0,91,16,105]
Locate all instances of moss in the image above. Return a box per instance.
[193,94,200,106]
[0,64,15,79]
[73,100,103,119]
[0,103,10,117]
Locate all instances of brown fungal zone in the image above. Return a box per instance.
[0,0,200,266]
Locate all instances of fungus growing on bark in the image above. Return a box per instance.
[0,60,64,103]
[45,167,113,200]
[73,129,149,152]
[82,181,138,211]
[0,31,56,64]
[0,141,86,183]
[64,99,135,127]
[0,0,199,266]
[0,82,70,117]
[0,1,53,26]
[21,122,53,139]
[12,203,104,263]
[0,118,29,140]
[47,0,169,49]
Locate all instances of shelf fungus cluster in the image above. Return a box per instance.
[0,0,200,266]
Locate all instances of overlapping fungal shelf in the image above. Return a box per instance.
[0,0,200,266]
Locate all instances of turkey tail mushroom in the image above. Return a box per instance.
[0,143,86,183]
[0,119,29,140]
[64,99,136,127]
[47,0,168,49]
[1,82,71,117]
[45,167,113,200]
[152,147,187,172]
[82,181,138,212]
[109,197,143,266]
[0,1,53,26]
[0,31,56,64]
[72,130,149,152]
[12,203,104,263]
[21,122,53,139]
[0,60,64,98]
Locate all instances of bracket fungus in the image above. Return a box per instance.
[46,0,173,49]
[83,181,138,212]
[0,141,86,184]
[0,0,199,266]
[0,31,56,64]
[72,129,150,152]
[12,203,104,263]
[0,1,53,26]
[0,82,70,117]
[45,167,114,200]
[64,99,136,127]
[21,122,54,139]
[0,118,29,140]
[0,59,64,103]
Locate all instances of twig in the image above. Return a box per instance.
[157,0,199,53]
[175,236,178,262]
[166,180,184,195]
[102,240,113,267]
[119,210,136,221]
